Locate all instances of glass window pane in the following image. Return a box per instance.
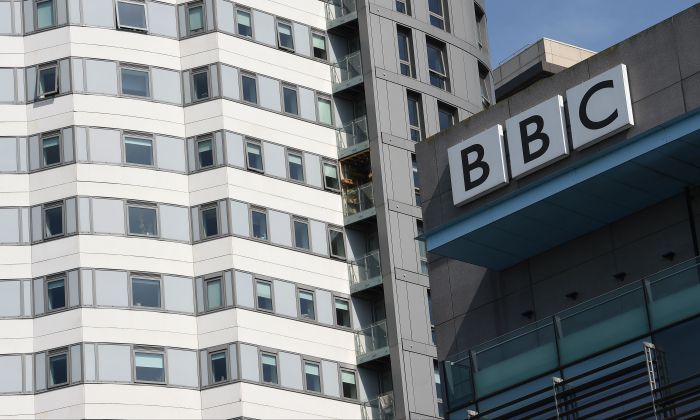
[39,66,57,97]
[398,32,409,61]
[206,278,222,309]
[251,210,268,240]
[188,4,204,33]
[45,205,63,237]
[117,1,147,29]
[317,98,332,125]
[294,220,310,250]
[48,353,68,386]
[439,108,454,130]
[430,14,445,29]
[427,45,445,74]
[329,229,346,259]
[299,290,315,319]
[323,163,339,191]
[201,207,219,238]
[407,98,419,126]
[121,68,150,97]
[283,87,298,115]
[341,371,357,399]
[237,10,252,37]
[124,137,153,166]
[261,354,278,384]
[312,34,327,60]
[42,136,60,166]
[428,0,443,14]
[128,206,158,236]
[335,298,351,327]
[198,139,213,168]
[135,352,165,382]
[277,22,294,50]
[246,142,263,171]
[47,278,66,310]
[288,153,304,182]
[257,281,273,311]
[241,75,258,103]
[211,351,228,383]
[396,0,406,13]
[192,70,209,101]
[305,362,321,392]
[36,0,54,29]
[132,278,161,308]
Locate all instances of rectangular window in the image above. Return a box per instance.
[38,63,58,99]
[317,96,333,125]
[134,350,165,383]
[323,162,340,192]
[276,21,294,51]
[282,85,299,115]
[44,202,63,239]
[335,297,351,328]
[245,141,263,172]
[117,0,148,32]
[293,218,310,250]
[210,350,228,383]
[417,220,428,275]
[341,370,358,399]
[36,0,55,30]
[479,63,491,107]
[298,289,315,320]
[304,361,322,392]
[261,353,278,384]
[475,3,486,49]
[397,26,415,78]
[197,137,214,169]
[121,66,150,98]
[427,39,449,90]
[127,203,158,237]
[124,135,153,166]
[42,132,61,167]
[236,9,252,37]
[191,68,210,101]
[205,277,223,310]
[200,205,219,238]
[428,0,448,31]
[187,1,205,35]
[329,227,346,259]
[48,349,68,387]
[412,154,421,205]
[438,102,457,131]
[131,276,161,308]
[287,151,304,182]
[434,360,445,417]
[407,91,423,142]
[395,0,410,14]
[241,73,258,104]
[312,32,327,60]
[46,276,66,311]
[251,208,268,241]
[256,280,273,311]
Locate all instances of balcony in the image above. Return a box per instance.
[332,51,363,93]
[337,115,369,158]
[355,319,389,364]
[343,182,376,225]
[349,250,382,293]
[324,0,358,29]
[361,391,395,420]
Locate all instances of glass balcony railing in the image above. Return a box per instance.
[355,319,389,362]
[332,51,363,90]
[337,115,369,154]
[343,182,375,218]
[443,257,700,408]
[349,250,382,291]
[324,0,357,25]
[361,391,395,420]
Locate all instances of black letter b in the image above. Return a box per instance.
[519,115,550,163]
[461,144,490,190]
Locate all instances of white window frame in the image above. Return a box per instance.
[116,0,149,32]
[427,40,449,90]
[407,91,424,142]
[428,0,449,31]
[397,25,415,78]
[395,0,411,14]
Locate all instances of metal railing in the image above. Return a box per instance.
[355,319,388,358]
[332,51,363,87]
[348,250,381,288]
[337,115,369,151]
[361,391,395,420]
[343,182,374,217]
[324,0,357,23]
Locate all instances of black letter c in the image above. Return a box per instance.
[579,80,618,130]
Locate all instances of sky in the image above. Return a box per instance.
[485,0,699,65]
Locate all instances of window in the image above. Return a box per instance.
[127,203,158,237]
[46,276,66,311]
[287,151,304,182]
[434,360,445,417]
[298,289,315,320]
[241,73,258,104]
[397,26,415,78]
[323,162,340,192]
[124,135,153,166]
[312,32,328,60]
[335,297,351,328]
[341,370,358,399]
[261,353,278,384]
[44,202,63,238]
[427,39,449,90]
[412,154,421,206]
[131,276,161,308]
[428,0,448,31]
[36,0,55,30]
[395,0,410,14]
[246,141,263,172]
[205,277,223,310]
[293,218,310,250]
[407,91,423,142]
[251,208,268,240]
[37,63,58,99]
[317,96,333,125]
[41,132,61,167]
[417,220,428,274]
[276,21,294,51]
[256,280,273,311]
[117,0,147,31]
[197,137,214,169]
[192,68,210,101]
[328,227,346,259]
[121,66,150,97]
[282,85,299,115]
[479,63,491,107]
[236,9,252,37]
[304,361,321,392]
[48,349,68,388]
[438,102,457,131]
[210,350,228,383]
[187,1,205,35]
[200,205,219,238]
[134,350,165,383]
[475,3,486,49]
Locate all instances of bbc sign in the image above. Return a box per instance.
[448,64,634,206]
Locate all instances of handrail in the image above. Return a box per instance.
[348,249,381,286]
[332,51,362,86]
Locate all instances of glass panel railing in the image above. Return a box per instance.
[343,182,375,217]
[444,351,475,408]
[361,391,395,420]
[349,250,381,289]
[325,0,357,23]
[355,319,388,358]
[645,257,700,329]
[337,115,369,151]
[332,51,363,87]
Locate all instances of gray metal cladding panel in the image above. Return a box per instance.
[215,0,235,33]
[0,281,21,317]
[83,344,96,381]
[81,269,93,306]
[230,200,249,237]
[0,69,14,103]
[214,132,224,165]
[239,344,260,382]
[20,208,29,244]
[166,349,198,387]
[278,352,302,390]
[94,270,128,307]
[65,197,77,235]
[68,270,80,307]
[70,345,81,384]
[22,0,33,33]
[97,344,131,382]
[56,0,68,25]
[204,0,214,30]
[33,278,44,315]
[220,65,240,100]
[22,280,31,316]
[25,66,36,101]
[321,360,339,397]
[225,132,244,167]
[78,197,91,233]
[62,127,74,162]
[0,356,22,392]
[210,64,220,98]
[177,4,186,38]
[74,127,88,161]
[59,59,71,93]
[252,10,276,46]
[195,277,204,312]
[34,353,46,391]
[23,355,33,392]
[147,1,178,38]
[258,76,281,112]
[30,205,42,242]
[15,70,24,103]
[182,70,191,104]
[82,0,114,28]
[303,153,322,188]
[293,23,311,56]
[315,289,333,325]
[159,205,190,242]
[28,135,39,170]
[199,350,208,387]
[155,135,186,172]
[88,127,122,163]
[91,198,126,235]
[190,207,200,241]
[298,88,316,121]
[225,271,234,306]
[219,200,229,235]
[234,271,254,308]
[310,220,328,256]
[152,68,182,105]
[262,142,286,178]
[0,3,12,34]
[0,208,19,243]
[84,60,118,95]
[229,344,238,379]
[163,275,194,313]
[68,0,80,24]
[268,210,292,247]
[273,280,296,318]
[0,138,17,171]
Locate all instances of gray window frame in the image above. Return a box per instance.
[204,275,225,311]
[276,19,295,52]
[426,39,449,91]
[240,72,258,104]
[303,360,322,393]
[245,139,264,172]
[41,130,62,168]
[311,31,328,60]
[47,347,70,388]
[186,1,206,36]
[397,25,416,78]
[34,0,57,31]
[259,351,279,385]
[395,0,411,14]
[281,84,299,116]
[315,94,333,126]
[235,7,253,38]
[129,273,163,309]
[116,0,149,32]
[297,288,316,320]
[37,62,59,99]
[479,62,491,106]
[133,347,167,384]
[474,2,486,49]
[250,207,269,241]
[412,153,421,206]
[119,64,152,99]
[339,368,358,400]
[417,220,428,275]
[199,203,220,239]
[208,347,230,384]
[437,101,457,131]
[327,226,346,260]
[286,149,305,183]
[191,66,211,102]
[292,217,311,251]
[43,200,65,239]
[196,136,215,169]
[333,296,352,329]
[45,274,68,313]
[322,161,340,192]
[428,0,449,31]
[122,132,155,167]
[126,201,160,238]
[255,279,274,312]
[407,90,424,142]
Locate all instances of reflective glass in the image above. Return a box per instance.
[206,278,222,310]
[283,86,298,115]
[305,362,321,392]
[277,22,294,50]
[44,205,63,237]
[288,153,304,182]
[132,278,160,308]
[128,206,157,236]
[211,351,228,383]
[329,229,346,259]
[237,10,252,37]
[323,163,339,191]
[439,107,454,130]
[36,0,54,29]
[251,210,268,240]
[201,207,219,238]
[117,1,147,30]
[335,298,351,327]
[135,352,165,382]
[261,354,278,384]
[341,371,357,399]
[42,136,60,166]
[246,142,263,171]
[188,4,204,33]
[299,290,315,319]
[256,281,273,311]
[317,98,332,125]
[38,66,57,97]
[48,352,68,386]
[124,137,153,166]
[312,33,327,60]
[242,75,257,103]
[294,220,310,250]
[197,139,213,168]
[47,278,66,310]
[121,68,150,97]
[192,70,209,101]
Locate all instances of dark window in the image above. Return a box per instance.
[134,351,165,383]
[201,205,219,238]
[236,9,252,37]
[46,277,66,311]
[277,21,294,51]
[283,85,299,115]
[341,370,358,399]
[479,62,491,107]
[329,228,346,259]
[312,33,327,60]
[124,136,153,166]
[42,133,60,166]
[36,0,55,30]
[434,360,445,417]
[246,141,263,172]
[187,2,204,34]
[288,152,304,182]
[397,26,415,78]
[438,102,457,131]
[299,289,315,320]
[428,0,448,31]
[305,361,321,392]
[293,219,310,250]
[210,351,228,383]
[131,277,161,308]
[251,209,268,240]
[412,154,421,205]
[197,138,214,168]
[121,67,150,97]
[395,0,410,14]
[323,162,340,191]
[38,64,58,99]
[256,280,273,311]
[44,203,63,238]
[241,74,258,104]
[475,3,486,48]
[117,1,147,31]
[417,220,428,274]
[128,204,158,236]
[407,91,423,142]
[48,350,68,387]
[261,353,278,384]
[335,297,351,328]
[427,40,449,90]
[192,68,210,101]
[205,277,223,310]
